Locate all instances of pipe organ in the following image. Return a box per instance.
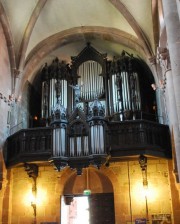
[109,52,142,121]
[41,58,69,121]
[39,43,155,173]
[40,45,143,123]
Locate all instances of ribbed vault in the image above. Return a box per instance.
[63,167,113,195]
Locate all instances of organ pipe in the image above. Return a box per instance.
[69,135,89,157]
[77,60,104,101]
[40,58,69,122]
[110,54,142,120]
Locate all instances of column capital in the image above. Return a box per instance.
[13,68,21,78]
[157,47,171,71]
[148,55,156,65]
[151,81,165,92]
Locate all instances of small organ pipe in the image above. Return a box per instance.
[100,125,103,153]
[61,128,65,156]
[41,82,44,117]
[91,62,93,98]
[84,136,88,155]
[53,129,56,155]
[92,62,95,97]
[87,62,90,100]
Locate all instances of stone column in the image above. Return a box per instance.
[162,0,180,181]
[176,0,180,21]
[149,56,166,124]
[157,48,171,124]
[166,69,180,182]
[155,87,166,124]
[162,0,180,130]
[157,47,180,182]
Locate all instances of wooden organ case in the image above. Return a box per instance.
[39,43,156,174]
[6,43,172,172]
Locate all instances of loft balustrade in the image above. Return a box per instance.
[5,119,171,169]
[5,127,53,167]
[106,120,172,159]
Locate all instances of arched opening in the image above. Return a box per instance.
[61,167,115,224]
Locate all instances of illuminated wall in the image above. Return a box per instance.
[5,159,176,224]
[105,159,173,223]
[10,165,62,224]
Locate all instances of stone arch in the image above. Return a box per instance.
[59,166,120,223]
[63,167,114,195]
[18,26,147,95]
[108,0,153,56]
[0,2,16,87]
[55,164,120,196]
[17,0,47,71]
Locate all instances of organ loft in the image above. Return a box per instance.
[7,43,168,175]
[1,1,180,223]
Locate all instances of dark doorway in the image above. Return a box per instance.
[89,193,115,224]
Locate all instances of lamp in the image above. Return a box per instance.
[83,168,91,196]
[139,154,148,186]
[139,155,149,223]
[24,163,38,224]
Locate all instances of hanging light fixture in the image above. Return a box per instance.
[83,168,91,196]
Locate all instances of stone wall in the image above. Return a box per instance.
[0,22,12,224]
[4,158,176,224]
[0,23,11,147]
[107,159,173,223]
[10,165,61,224]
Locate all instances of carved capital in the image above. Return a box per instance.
[13,68,21,78]
[157,47,171,71]
[149,56,156,65]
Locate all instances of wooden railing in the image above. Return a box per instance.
[106,120,172,158]
[5,127,53,167]
[5,120,172,168]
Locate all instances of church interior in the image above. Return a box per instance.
[0,0,180,223]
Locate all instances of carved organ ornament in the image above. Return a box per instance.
[39,43,155,174]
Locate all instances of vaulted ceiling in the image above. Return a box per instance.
[0,0,159,88]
